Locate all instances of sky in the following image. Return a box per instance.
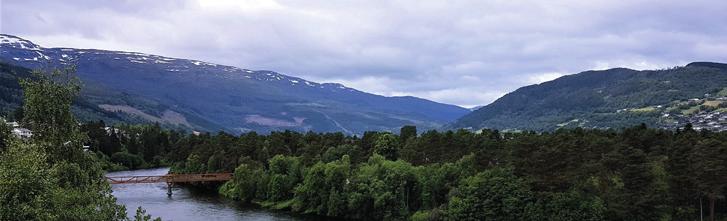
[2,0,727,108]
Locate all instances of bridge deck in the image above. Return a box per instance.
[107,173,233,184]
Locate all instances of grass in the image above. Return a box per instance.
[703,100,723,107]
[682,106,701,115]
[258,199,295,210]
[630,107,657,113]
[717,87,727,97]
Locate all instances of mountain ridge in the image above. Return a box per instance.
[450,63,727,131]
[0,34,469,134]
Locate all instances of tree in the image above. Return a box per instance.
[184,154,206,173]
[267,155,302,201]
[690,138,727,221]
[0,140,54,220]
[293,155,351,216]
[447,168,534,221]
[133,207,161,221]
[400,125,417,144]
[111,151,145,169]
[529,190,606,221]
[20,68,83,159]
[374,133,399,161]
[12,107,24,122]
[2,67,144,220]
[321,144,362,163]
[346,154,419,220]
[0,118,10,151]
[206,151,225,172]
[219,163,266,202]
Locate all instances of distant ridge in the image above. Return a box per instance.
[0,34,469,134]
[450,63,727,131]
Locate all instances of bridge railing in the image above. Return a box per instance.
[167,173,233,183]
[106,172,233,196]
[106,173,233,185]
[107,175,169,184]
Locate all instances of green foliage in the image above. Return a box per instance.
[346,155,420,220]
[0,140,54,220]
[64,108,727,221]
[184,154,207,173]
[206,151,225,172]
[529,191,606,221]
[400,125,417,143]
[293,155,351,215]
[220,163,266,202]
[0,67,157,220]
[138,122,727,221]
[133,207,162,221]
[267,155,302,201]
[321,144,361,163]
[111,151,145,170]
[0,118,10,151]
[374,133,400,160]
[447,168,534,221]
[410,211,429,221]
[20,68,80,145]
[0,127,128,221]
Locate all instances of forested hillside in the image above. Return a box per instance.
[451,62,727,131]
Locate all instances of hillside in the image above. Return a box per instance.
[0,34,469,134]
[0,62,191,128]
[450,62,727,131]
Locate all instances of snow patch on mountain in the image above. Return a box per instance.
[0,35,41,50]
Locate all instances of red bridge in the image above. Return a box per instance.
[106,173,233,196]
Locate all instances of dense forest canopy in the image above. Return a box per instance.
[79,117,727,221]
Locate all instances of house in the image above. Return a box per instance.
[104,126,120,135]
[12,128,32,139]
[7,121,19,128]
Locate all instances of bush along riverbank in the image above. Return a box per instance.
[216,153,605,221]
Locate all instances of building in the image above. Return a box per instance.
[12,128,32,139]
[7,121,19,128]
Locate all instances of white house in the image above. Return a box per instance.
[7,121,19,128]
[12,128,32,139]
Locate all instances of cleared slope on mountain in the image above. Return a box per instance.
[451,62,727,131]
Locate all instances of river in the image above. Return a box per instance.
[107,168,328,221]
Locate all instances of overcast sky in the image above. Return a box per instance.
[2,0,727,107]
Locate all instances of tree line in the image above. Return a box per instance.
[79,116,727,220]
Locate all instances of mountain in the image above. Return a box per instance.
[0,34,469,134]
[450,62,727,131]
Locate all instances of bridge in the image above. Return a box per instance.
[106,173,233,196]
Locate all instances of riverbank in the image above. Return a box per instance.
[108,168,331,221]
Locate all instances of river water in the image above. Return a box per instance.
[107,168,325,221]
